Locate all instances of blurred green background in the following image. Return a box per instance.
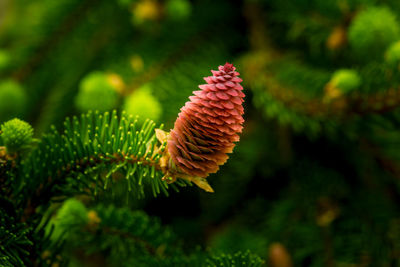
[2,0,400,266]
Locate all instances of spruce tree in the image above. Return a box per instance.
[1,0,400,266]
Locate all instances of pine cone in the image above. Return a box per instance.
[168,63,245,178]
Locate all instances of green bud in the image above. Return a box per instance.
[385,41,400,65]
[330,69,361,93]
[123,84,162,123]
[1,118,34,154]
[56,198,88,227]
[349,7,400,59]
[48,198,89,241]
[75,72,119,112]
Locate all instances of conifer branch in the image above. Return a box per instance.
[0,62,247,265]
[243,1,400,131]
[259,74,400,118]
[48,200,264,266]
[48,202,178,265]
[18,110,187,223]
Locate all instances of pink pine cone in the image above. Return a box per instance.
[168,63,245,178]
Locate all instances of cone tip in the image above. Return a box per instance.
[223,62,234,72]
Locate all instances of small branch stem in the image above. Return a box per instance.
[21,152,162,222]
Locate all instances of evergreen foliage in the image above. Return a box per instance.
[0,204,32,267]
[206,251,264,267]
[21,110,187,202]
[2,0,400,266]
[49,200,178,266]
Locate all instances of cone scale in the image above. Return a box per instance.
[158,63,245,191]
